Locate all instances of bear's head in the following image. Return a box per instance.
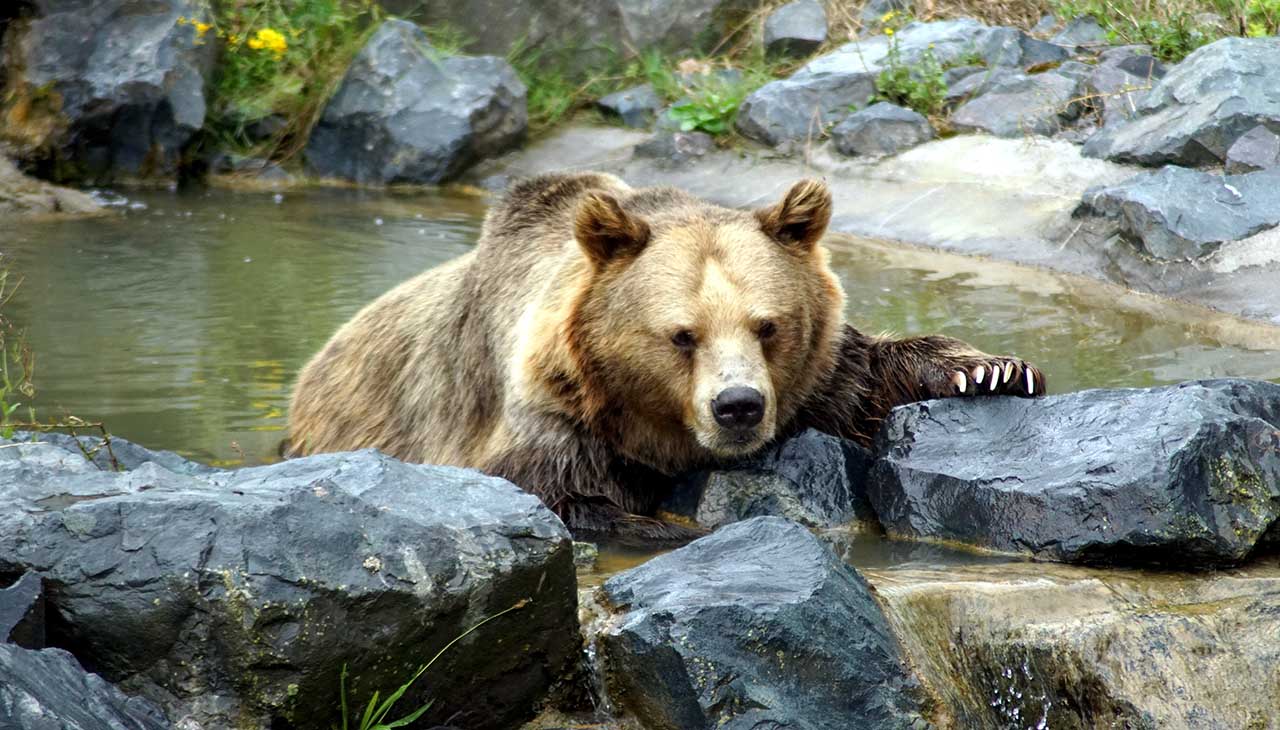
[554,180,846,470]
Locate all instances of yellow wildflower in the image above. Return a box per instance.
[881,10,896,22]
[228,33,241,46]
[195,21,212,38]
[884,27,895,36]
[247,27,288,55]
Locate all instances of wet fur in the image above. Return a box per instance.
[288,172,1043,543]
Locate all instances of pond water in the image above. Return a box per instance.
[5,187,1280,467]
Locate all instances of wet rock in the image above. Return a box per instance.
[763,0,828,58]
[738,19,990,148]
[950,69,1083,137]
[306,20,527,185]
[1084,37,1280,165]
[980,26,1071,69]
[597,84,661,128]
[0,644,170,730]
[0,573,43,648]
[1085,47,1165,127]
[868,378,1280,566]
[599,517,924,729]
[0,156,101,217]
[943,66,1023,105]
[875,561,1280,730]
[1225,125,1280,174]
[832,102,935,158]
[0,0,216,184]
[660,429,877,530]
[1050,15,1108,51]
[634,130,715,167]
[1080,165,1280,260]
[0,440,578,730]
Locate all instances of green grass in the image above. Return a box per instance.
[1049,0,1280,61]
[0,265,34,440]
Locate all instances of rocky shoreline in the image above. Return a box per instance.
[3,377,1279,728]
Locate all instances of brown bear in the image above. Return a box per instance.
[287,172,1044,540]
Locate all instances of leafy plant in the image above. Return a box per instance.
[668,79,748,135]
[337,599,529,730]
[1052,0,1223,61]
[872,34,949,117]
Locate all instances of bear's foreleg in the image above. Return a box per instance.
[796,325,1045,446]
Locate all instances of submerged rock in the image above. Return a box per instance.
[1080,165,1280,260]
[599,517,925,729]
[597,84,661,128]
[868,379,1280,566]
[0,0,216,184]
[0,436,578,730]
[873,561,1280,730]
[307,19,527,185]
[950,69,1083,137]
[1084,37,1280,165]
[0,644,170,730]
[832,102,935,158]
[660,429,877,530]
[0,156,101,217]
[763,0,828,58]
[737,19,990,148]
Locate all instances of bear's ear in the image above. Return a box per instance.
[575,192,650,267]
[755,179,832,251]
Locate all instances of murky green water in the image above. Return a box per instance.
[4,187,1279,465]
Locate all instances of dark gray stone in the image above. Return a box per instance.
[1080,165,1280,260]
[245,114,288,143]
[0,440,577,730]
[943,64,983,86]
[951,69,1084,137]
[600,517,924,729]
[1051,16,1108,51]
[634,130,715,167]
[306,20,527,185]
[0,573,43,648]
[659,429,877,530]
[943,66,1023,105]
[597,84,661,128]
[738,19,991,148]
[764,0,828,58]
[868,379,1280,566]
[832,102,935,157]
[1225,125,1280,174]
[0,0,216,184]
[980,26,1071,69]
[1084,37,1280,165]
[1085,48,1166,127]
[0,644,169,730]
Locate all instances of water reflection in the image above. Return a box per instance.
[3,187,1277,465]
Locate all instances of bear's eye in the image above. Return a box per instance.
[757,320,777,340]
[671,329,697,350]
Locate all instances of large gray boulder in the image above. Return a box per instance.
[950,69,1084,137]
[1079,165,1280,260]
[0,436,578,730]
[0,644,170,730]
[1085,47,1166,127]
[306,20,527,185]
[832,102,935,157]
[659,429,877,530]
[868,379,1280,567]
[737,19,990,148]
[0,0,216,184]
[1083,37,1280,165]
[763,0,828,58]
[598,517,925,729]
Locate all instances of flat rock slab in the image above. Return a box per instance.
[0,436,577,730]
[306,19,527,184]
[1080,165,1280,260]
[660,429,877,530]
[868,379,1280,566]
[599,517,925,729]
[0,644,169,730]
[1084,36,1280,165]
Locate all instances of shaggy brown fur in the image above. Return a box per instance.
[287,172,1044,542]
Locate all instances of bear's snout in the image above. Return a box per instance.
[711,386,766,430]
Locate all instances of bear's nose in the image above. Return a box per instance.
[711,386,765,430]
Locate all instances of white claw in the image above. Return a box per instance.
[952,371,968,394]
[1003,362,1014,383]
[973,365,986,385]
[990,365,999,391]
[1025,368,1036,394]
